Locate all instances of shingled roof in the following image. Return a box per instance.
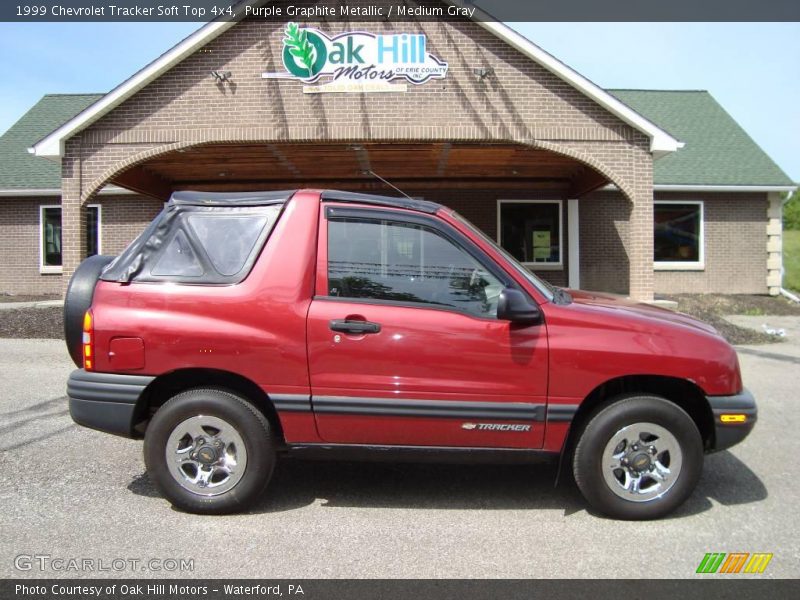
[0,94,102,191]
[610,89,794,187]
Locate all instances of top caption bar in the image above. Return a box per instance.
[3,0,800,22]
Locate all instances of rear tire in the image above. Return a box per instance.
[572,395,703,520]
[144,388,276,514]
[64,254,114,366]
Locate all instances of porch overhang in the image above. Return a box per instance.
[104,142,611,202]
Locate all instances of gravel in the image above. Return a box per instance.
[667,294,800,345]
[0,307,63,339]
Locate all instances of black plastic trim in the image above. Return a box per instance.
[284,443,557,464]
[320,190,441,214]
[271,394,312,413]
[67,369,154,438]
[546,404,579,422]
[69,398,138,438]
[312,396,545,421]
[708,389,758,452]
[67,369,154,404]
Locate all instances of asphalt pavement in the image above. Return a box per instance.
[0,332,798,579]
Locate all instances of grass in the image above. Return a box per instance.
[785,229,800,293]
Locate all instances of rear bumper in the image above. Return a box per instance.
[707,388,757,452]
[67,369,154,438]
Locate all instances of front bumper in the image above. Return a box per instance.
[67,369,154,438]
[707,388,757,452]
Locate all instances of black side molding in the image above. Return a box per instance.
[312,396,546,421]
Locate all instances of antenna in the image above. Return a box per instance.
[366,170,414,201]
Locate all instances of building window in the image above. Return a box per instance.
[497,200,562,269]
[40,204,102,273]
[654,201,704,270]
[86,205,101,257]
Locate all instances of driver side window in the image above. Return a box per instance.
[328,216,504,318]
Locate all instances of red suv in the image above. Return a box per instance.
[64,189,756,519]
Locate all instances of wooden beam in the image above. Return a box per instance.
[568,167,608,198]
[436,143,452,177]
[110,166,172,201]
[175,177,571,192]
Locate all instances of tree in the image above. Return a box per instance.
[784,188,800,230]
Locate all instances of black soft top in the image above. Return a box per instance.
[169,190,294,206]
[99,189,443,285]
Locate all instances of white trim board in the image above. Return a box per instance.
[601,184,797,193]
[0,186,138,198]
[30,0,680,159]
[567,199,580,289]
[654,184,797,193]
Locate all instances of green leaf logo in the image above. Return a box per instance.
[283,22,324,78]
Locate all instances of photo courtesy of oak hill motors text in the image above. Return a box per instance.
[40,4,476,18]
[15,583,300,597]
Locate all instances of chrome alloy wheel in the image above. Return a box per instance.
[165,415,248,496]
[601,422,682,502]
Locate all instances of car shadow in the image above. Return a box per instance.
[127,449,766,518]
[666,450,768,519]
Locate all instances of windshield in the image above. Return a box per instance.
[449,210,555,302]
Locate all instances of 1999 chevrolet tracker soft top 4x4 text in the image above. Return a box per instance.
[64,189,757,519]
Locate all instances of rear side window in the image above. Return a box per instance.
[187,214,270,276]
[327,217,504,318]
[152,229,204,277]
[101,203,283,284]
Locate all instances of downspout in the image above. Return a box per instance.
[781,189,799,302]
[781,288,800,303]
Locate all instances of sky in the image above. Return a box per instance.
[0,21,797,181]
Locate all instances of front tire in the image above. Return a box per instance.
[572,395,703,520]
[144,388,275,514]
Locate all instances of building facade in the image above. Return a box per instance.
[1,5,795,299]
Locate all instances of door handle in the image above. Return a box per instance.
[329,319,381,334]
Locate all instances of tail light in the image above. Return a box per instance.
[82,309,94,371]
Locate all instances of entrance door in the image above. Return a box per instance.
[306,204,548,448]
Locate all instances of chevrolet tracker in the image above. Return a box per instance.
[64,189,757,519]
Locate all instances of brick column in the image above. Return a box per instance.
[627,152,654,302]
[766,192,783,295]
[61,150,85,295]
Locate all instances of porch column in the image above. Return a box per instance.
[567,199,580,289]
[627,167,655,302]
[61,151,86,294]
[766,192,783,296]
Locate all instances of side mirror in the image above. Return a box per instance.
[497,288,543,325]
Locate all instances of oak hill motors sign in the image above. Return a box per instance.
[262,23,449,93]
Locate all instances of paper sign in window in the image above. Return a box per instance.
[533,230,551,261]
